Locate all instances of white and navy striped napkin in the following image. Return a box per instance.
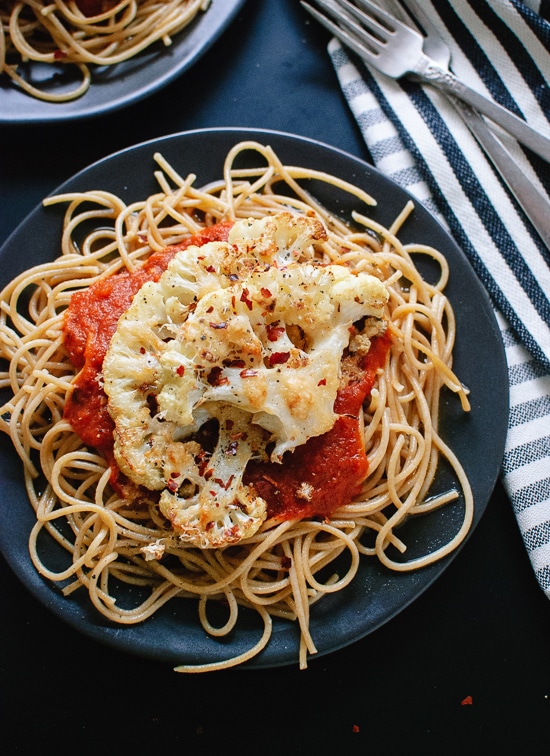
[327,0,550,597]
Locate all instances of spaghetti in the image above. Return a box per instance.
[0,0,210,102]
[0,140,473,671]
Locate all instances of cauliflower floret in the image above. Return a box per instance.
[158,405,269,548]
[103,212,388,548]
[140,539,166,561]
[229,211,326,265]
[176,261,387,459]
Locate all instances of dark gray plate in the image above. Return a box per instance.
[0,128,509,669]
[0,0,246,124]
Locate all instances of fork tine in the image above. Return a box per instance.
[301,0,388,59]
[300,1,382,61]
[302,0,427,78]
[331,0,395,42]
[353,0,404,30]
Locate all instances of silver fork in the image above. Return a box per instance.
[389,0,550,249]
[301,0,550,163]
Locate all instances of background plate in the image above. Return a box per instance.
[0,0,246,124]
[0,128,509,669]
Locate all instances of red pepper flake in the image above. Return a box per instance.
[140,346,146,354]
[167,478,179,493]
[195,451,210,476]
[352,724,360,733]
[266,322,285,342]
[240,288,253,310]
[228,359,246,368]
[461,695,473,706]
[259,473,281,496]
[176,365,185,377]
[269,351,290,366]
[317,378,327,386]
[206,265,216,273]
[261,287,272,298]
[281,556,292,569]
[213,475,235,491]
[226,474,235,488]
[54,49,68,59]
[240,368,259,378]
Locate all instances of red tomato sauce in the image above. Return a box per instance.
[244,332,391,521]
[63,222,233,454]
[62,223,390,521]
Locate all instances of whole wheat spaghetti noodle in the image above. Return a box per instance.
[0,141,473,671]
[0,0,210,102]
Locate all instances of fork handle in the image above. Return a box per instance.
[452,99,550,249]
[416,56,550,163]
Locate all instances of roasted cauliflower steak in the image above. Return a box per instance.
[102,212,388,548]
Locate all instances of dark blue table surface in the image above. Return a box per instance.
[1,2,549,752]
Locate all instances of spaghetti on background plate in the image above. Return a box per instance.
[0,140,473,671]
[0,0,211,103]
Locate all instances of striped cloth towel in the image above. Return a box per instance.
[328,0,550,598]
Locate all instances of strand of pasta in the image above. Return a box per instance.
[173,606,273,673]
